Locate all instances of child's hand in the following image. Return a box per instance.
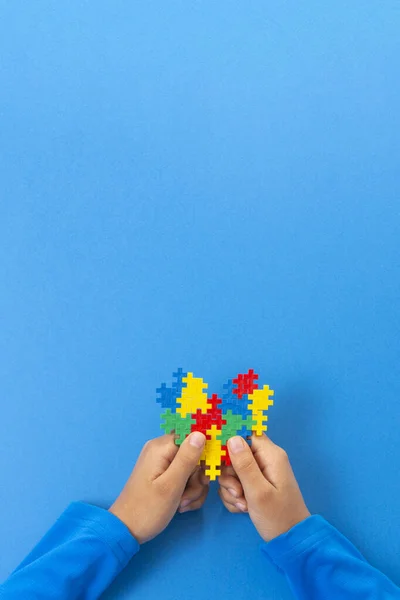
[109,432,207,544]
[218,434,310,541]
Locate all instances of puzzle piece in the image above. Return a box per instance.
[161,409,195,444]
[221,444,231,466]
[172,368,187,395]
[220,410,246,445]
[174,415,196,444]
[176,372,210,417]
[221,378,252,418]
[208,393,223,411]
[250,410,269,435]
[192,403,226,435]
[248,384,274,434]
[233,369,259,399]
[206,393,225,426]
[160,408,178,433]
[237,414,257,439]
[247,384,274,412]
[203,425,225,480]
[156,383,179,412]
[222,379,236,403]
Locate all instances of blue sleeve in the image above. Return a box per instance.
[262,515,400,599]
[0,502,140,600]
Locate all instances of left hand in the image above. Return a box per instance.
[109,432,208,544]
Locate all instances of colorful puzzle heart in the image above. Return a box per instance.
[157,369,275,480]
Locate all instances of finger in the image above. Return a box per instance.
[220,465,238,477]
[219,486,248,512]
[179,486,209,513]
[227,436,268,498]
[218,473,244,500]
[138,435,179,480]
[146,433,178,457]
[158,431,206,496]
[219,464,242,485]
[218,488,246,514]
[199,467,210,486]
[251,434,293,488]
[179,468,208,509]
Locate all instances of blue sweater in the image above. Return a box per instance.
[0,502,399,599]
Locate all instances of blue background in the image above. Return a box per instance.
[1,1,400,598]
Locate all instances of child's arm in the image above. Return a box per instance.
[0,432,207,599]
[219,435,400,599]
[0,502,139,600]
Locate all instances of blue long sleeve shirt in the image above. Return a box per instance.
[1,502,399,599]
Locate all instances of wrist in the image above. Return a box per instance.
[109,501,144,544]
[262,514,331,569]
[267,509,311,542]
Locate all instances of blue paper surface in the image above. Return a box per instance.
[0,2,399,598]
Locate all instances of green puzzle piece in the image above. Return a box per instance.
[220,410,256,445]
[161,409,195,445]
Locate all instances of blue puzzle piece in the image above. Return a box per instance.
[172,367,187,396]
[156,368,188,413]
[222,379,236,408]
[237,423,253,438]
[225,404,252,418]
[222,379,235,397]
[222,380,252,418]
[156,383,179,412]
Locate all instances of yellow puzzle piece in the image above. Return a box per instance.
[176,372,211,417]
[248,385,274,435]
[202,424,225,480]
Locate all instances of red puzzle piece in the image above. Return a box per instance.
[233,369,259,399]
[221,444,231,466]
[191,394,226,434]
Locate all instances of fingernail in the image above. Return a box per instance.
[189,431,205,448]
[235,502,247,512]
[179,499,191,509]
[228,436,245,454]
[228,487,239,498]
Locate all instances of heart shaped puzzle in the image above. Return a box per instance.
[157,369,275,480]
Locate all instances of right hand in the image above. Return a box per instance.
[218,434,310,542]
[110,432,207,544]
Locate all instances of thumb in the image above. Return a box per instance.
[251,433,292,487]
[162,431,206,493]
[228,436,265,497]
